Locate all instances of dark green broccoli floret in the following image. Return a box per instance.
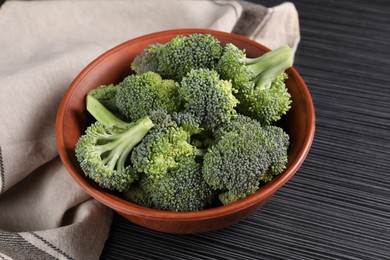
[213,113,260,140]
[171,111,203,135]
[131,43,164,74]
[87,84,119,114]
[215,114,290,179]
[203,130,271,205]
[157,33,222,81]
[260,125,290,181]
[116,72,181,121]
[124,156,213,212]
[217,43,293,125]
[203,115,290,205]
[75,96,154,192]
[131,34,222,81]
[179,68,238,130]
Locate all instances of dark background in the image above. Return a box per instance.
[99,0,390,259]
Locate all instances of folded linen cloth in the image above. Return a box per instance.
[0,0,299,259]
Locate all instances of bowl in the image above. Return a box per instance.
[56,29,315,234]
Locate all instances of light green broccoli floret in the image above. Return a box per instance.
[131,111,201,180]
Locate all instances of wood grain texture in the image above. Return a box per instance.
[101,0,390,259]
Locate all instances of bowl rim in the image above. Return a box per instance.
[56,28,315,221]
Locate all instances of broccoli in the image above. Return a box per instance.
[116,71,181,121]
[171,111,203,136]
[131,43,163,74]
[179,68,239,130]
[75,96,154,192]
[130,124,195,180]
[131,110,200,180]
[87,84,119,114]
[203,115,289,205]
[131,33,222,81]
[203,130,271,205]
[76,33,293,212]
[216,43,293,125]
[124,156,213,212]
[216,114,289,180]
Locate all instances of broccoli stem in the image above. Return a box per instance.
[254,52,292,90]
[241,44,289,65]
[98,117,154,172]
[86,95,128,128]
[245,45,291,80]
[196,148,207,157]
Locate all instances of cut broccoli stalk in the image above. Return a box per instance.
[96,118,155,173]
[246,45,292,90]
[76,96,155,191]
[86,95,128,128]
[216,43,293,125]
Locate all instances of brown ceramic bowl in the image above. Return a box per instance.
[56,29,315,234]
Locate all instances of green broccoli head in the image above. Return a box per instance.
[171,111,203,135]
[213,113,261,140]
[204,115,290,205]
[131,43,163,74]
[75,118,154,192]
[203,130,271,205]
[116,72,181,121]
[157,33,222,80]
[239,72,291,125]
[261,125,290,181]
[216,43,256,97]
[217,43,293,125]
[124,156,213,212]
[179,68,238,130]
[216,114,289,179]
[87,84,119,114]
[131,112,196,180]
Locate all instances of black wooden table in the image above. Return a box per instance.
[101,1,390,259]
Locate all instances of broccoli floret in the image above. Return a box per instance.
[116,72,181,121]
[87,84,119,114]
[131,111,200,180]
[179,68,238,130]
[171,111,203,135]
[124,156,213,212]
[213,113,260,140]
[75,96,154,192]
[215,114,289,179]
[157,33,222,80]
[203,116,290,205]
[261,125,290,181]
[217,43,293,125]
[131,43,163,74]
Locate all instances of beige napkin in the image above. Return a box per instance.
[0,0,299,259]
